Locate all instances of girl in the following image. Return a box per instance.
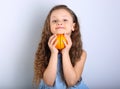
[33,5,89,89]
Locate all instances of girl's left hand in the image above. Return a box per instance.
[61,34,72,54]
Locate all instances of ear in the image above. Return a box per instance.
[72,23,75,31]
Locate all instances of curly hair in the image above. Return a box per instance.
[33,5,83,86]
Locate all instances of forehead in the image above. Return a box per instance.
[50,9,72,18]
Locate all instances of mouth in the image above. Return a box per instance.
[55,27,64,30]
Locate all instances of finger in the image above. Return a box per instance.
[48,34,56,44]
[65,34,73,46]
[51,35,57,45]
[53,39,58,47]
[64,34,70,42]
[62,39,67,46]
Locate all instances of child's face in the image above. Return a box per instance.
[50,9,75,35]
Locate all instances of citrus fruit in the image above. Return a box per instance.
[55,34,67,50]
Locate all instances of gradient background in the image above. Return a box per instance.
[0,0,120,89]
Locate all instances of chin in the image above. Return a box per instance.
[56,32,64,34]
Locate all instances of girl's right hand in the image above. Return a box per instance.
[48,34,58,54]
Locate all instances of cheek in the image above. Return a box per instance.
[51,23,56,28]
[67,24,73,30]
[50,24,54,30]
[70,23,75,30]
[50,25,56,33]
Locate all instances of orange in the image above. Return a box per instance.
[55,34,67,50]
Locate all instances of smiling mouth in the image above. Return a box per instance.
[56,27,64,29]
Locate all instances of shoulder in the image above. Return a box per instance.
[81,50,87,60]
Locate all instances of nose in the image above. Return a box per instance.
[57,21,62,25]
